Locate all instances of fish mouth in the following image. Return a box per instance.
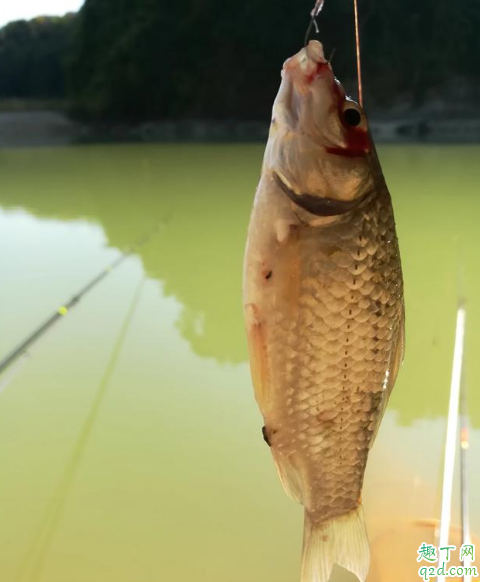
[284,40,333,86]
[302,41,331,83]
[273,172,370,217]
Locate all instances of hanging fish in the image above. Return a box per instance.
[243,39,404,582]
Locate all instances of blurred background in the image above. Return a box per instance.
[0,2,479,582]
[0,0,479,142]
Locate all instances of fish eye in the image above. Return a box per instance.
[343,108,362,127]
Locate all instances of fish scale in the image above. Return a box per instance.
[256,190,402,520]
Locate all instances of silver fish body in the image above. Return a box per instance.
[243,40,404,582]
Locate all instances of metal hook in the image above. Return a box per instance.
[304,0,325,46]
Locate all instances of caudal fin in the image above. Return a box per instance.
[301,505,370,582]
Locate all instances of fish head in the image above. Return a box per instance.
[265,40,380,218]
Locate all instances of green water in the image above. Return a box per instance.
[0,144,479,582]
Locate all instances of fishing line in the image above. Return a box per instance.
[327,47,337,65]
[15,276,146,582]
[353,0,363,106]
[0,222,160,379]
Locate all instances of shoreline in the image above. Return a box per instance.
[1,110,480,148]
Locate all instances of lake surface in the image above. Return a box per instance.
[0,144,479,582]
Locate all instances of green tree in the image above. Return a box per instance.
[1,0,479,119]
[0,15,76,99]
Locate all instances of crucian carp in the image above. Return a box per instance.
[243,40,404,582]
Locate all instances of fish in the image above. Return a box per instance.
[243,40,404,582]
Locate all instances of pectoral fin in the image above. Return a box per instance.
[245,303,270,410]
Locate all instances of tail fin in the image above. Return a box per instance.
[301,505,370,582]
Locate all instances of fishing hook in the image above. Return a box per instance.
[304,0,325,46]
[304,0,364,107]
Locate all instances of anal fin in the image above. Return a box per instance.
[271,448,305,505]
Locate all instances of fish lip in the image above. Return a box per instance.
[273,172,370,217]
[285,40,332,85]
[305,40,325,63]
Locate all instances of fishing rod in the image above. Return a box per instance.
[437,303,466,582]
[0,223,160,378]
[15,276,146,582]
[460,373,471,582]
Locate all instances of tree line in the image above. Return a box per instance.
[0,0,479,120]
[0,15,75,100]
